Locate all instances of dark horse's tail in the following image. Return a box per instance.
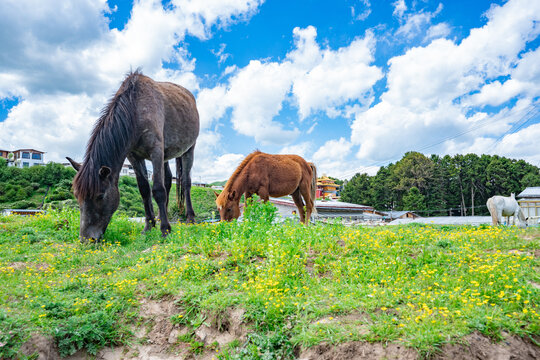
[308,162,318,217]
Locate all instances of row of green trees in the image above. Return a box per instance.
[340,152,540,216]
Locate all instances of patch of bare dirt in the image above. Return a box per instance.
[194,308,249,346]
[7,261,50,272]
[299,342,418,360]
[19,334,59,360]
[299,332,540,360]
[314,312,371,336]
[93,297,190,360]
[433,332,540,360]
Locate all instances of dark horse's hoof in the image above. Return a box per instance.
[160,225,172,237]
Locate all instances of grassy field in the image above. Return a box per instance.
[0,201,539,359]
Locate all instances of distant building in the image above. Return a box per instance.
[517,187,540,221]
[120,163,135,177]
[269,197,376,221]
[383,210,421,221]
[316,175,341,199]
[0,148,45,168]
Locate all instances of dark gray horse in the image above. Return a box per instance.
[67,70,199,242]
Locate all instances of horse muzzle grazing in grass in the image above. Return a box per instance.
[67,70,199,242]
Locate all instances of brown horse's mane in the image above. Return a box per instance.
[217,150,262,206]
[73,70,141,200]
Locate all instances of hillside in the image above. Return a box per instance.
[0,158,218,221]
[0,203,539,359]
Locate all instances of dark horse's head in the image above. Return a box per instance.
[67,157,120,242]
[66,71,140,242]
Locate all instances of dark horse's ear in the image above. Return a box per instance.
[228,190,236,201]
[66,157,81,171]
[214,191,220,198]
[99,166,112,179]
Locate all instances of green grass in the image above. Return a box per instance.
[0,204,538,359]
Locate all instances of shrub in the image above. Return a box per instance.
[0,311,28,359]
[54,311,121,356]
[243,195,278,224]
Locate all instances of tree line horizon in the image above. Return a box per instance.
[339,152,540,216]
[2,152,540,218]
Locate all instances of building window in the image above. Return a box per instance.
[32,153,41,160]
[23,162,29,168]
[22,152,30,159]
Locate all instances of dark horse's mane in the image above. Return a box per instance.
[73,70,141,200]
[219,150,262,200]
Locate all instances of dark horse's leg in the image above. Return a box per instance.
[164,161,172,211]
[291,188,306,223]
[149,149,171,236]
[128,154,156,233]
[176,145,196,223]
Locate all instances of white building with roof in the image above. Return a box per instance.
[517,187,540,221]
[0,149,45,168]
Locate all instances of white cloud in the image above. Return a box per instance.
[470,80,523,107]
[193,152,245,182]
[0,0,264,168]
[292,31,382,119]
[226,60,299,144]
[279,142,313,158]
[0,93,103,162]
[196,85,229,129]
[395,3,443,39]
[392,0,407,19]
[351,0,371,21]
[351,0,540,164]
[196,25,381,145]
[313,137,352,162]
[424,23,451,42]
[212,43,231,64]
[311,137,356,177]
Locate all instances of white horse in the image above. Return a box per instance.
[486,193,527,228]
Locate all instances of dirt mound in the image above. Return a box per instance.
[299,332,540,360]
[298,342,418,360]
[19,334,59,360]
[195,308,249,346]
[433,332,540,360]
[18,300,540,360]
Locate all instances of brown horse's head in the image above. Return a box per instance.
[67,157,120,242]
[215,190,241,221]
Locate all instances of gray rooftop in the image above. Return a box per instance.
[517,187,540,198]
[270,198,373,211]
[389,216,492,226]
[383,210,419,218]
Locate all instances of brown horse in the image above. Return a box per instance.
[215,151,317,223]
[67,70,199,242]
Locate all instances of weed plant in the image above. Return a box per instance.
[0,203,538,358]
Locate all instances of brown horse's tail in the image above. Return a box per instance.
[309,162,318,217]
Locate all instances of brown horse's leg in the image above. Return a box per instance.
[150,150,171,237]
[291,189,306,223]
[299,183,313,224]
[128,154,156,233]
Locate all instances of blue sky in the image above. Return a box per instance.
[0,0,539,181]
